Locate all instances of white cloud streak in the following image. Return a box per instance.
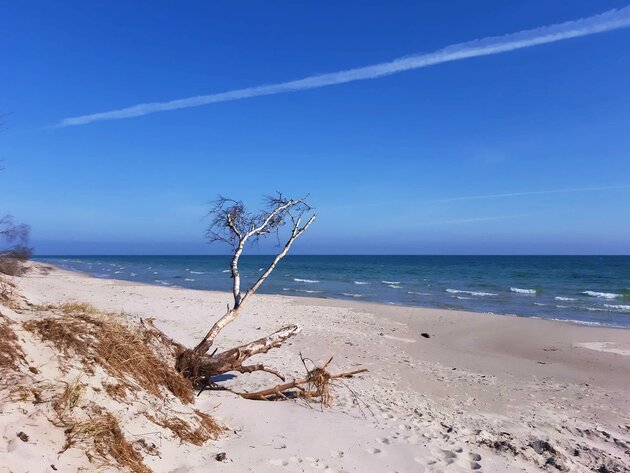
[428,185,630,203]
[58,7,630,127]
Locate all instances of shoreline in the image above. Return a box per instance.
[39,261,630,331]
[4,263,630,471]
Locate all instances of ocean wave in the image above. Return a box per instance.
[446,289,497,297]
[408,291,430,296]
[454,295,473,300]
[382,280,400,285]
[293,278,320,283]
[342,293,364,298]
[184,278,195,282]
[582,291,621,300]
[549,318,616,328]
[581,306,629,313]
[282,287,321,294]
[130,273,137,277]
[354,281,369,285]
[555,296,576,301]
[510,287,537,295]
[189,271,205,275]
[222,269,230,273]
[603,304,630,312]
[386,284,402,289]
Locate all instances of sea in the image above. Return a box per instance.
[36,255,630,328]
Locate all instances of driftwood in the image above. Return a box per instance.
[240,368,368,402]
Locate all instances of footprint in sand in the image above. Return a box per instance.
[268,458,289,466]
[366,447,382,454]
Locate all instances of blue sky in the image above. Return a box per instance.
[1,1,629,255]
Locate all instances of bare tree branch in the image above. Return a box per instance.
[192,194,316,356]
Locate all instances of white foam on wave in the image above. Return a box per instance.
[555,296,576,301]
[222,269,230,273]
[342,293,364,298]
[603,304,630,312]
[510,287,536,295]
[184,278,195,282]
[454,295,473,300]
[550,318,620,328]
[354,281,369,285]
[386,284,402,289]
[446,289,497,297]
[282,287,321,294]
[293,278,320,283]
[408,291,430,296]
[582,290,621,300]
[382,280,400,285]
[189,271,204,274]
[583,305,630,314]
[130,273,137,277]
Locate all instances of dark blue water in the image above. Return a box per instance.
[37,256,630,328]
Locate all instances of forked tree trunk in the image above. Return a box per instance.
[175,195,316,384]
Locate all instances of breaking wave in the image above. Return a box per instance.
[603,304,630,312]
[582,291,621,300]
[446,289,497,297]
[293,278,320,283]
[510,287,537,295]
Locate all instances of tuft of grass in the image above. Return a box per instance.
[146,409,222,446]
[63,411,151,473]
[53,377,85,420]
[59,302,99,315]
[0,315,25,370]
[24,303,194,404]
[104,382,128,401]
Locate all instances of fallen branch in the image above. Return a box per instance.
[239,368,368,403]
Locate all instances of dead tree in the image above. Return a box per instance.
[176,193,316,384]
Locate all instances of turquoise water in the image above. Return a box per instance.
[37,255,630,328]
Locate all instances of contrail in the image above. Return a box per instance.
[428,185,630,203]
[58,6,630,127]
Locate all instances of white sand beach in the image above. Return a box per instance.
[2,265,629,472]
